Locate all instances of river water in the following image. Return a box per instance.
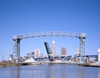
[0,64,100,78]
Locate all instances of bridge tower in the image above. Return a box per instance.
[79,33,86,56]
[13,35,20,62]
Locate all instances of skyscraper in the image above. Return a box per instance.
[34,49,40,56]
[76,45,79,55]
[61,47,67,55]
[51,40,56,55]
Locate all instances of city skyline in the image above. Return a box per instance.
[25,43,81,56]
[0,1,100,78]
[0,0,100,60]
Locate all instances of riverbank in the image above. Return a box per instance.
[0,61,48,68]
[0,61,100,68]
[78,62,100,67]
[0,61,23,68]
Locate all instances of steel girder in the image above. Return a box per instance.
[18,31,80,39]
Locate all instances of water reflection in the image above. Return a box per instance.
[79,66,85,78]
[9,66,20,78]
[49,64,55,78]
[98,68,100,78]
[45,64,55,78]
[60,65,67,78]
[0,64,100,78]
[33,65,41,78]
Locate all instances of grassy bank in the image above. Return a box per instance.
[0,61,43,68]
[0,61,23,68]
[1,61,100,68]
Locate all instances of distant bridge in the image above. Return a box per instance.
[13,31,86,62]
[18,61,84,64]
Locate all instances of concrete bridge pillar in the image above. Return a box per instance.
[98,49,100,62]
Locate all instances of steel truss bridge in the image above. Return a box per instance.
[13,31,86,62]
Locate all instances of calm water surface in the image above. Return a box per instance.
[0,64,100,78]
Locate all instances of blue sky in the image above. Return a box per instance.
[0,0,100,60]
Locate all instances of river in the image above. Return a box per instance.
[0,64,100,78]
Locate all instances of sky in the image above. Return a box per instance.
[0,0,100,60]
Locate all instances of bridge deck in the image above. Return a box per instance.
[17,61,84,64]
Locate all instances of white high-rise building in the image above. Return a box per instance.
[51,40,56,55]
[34,49,40,56]
[76,45,79,55]
[98,48,100,62]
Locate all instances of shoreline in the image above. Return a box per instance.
[78,62,100,67]
[0,61,100,68]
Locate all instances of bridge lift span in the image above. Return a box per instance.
[13,31,86,62]
[44,42,53,61]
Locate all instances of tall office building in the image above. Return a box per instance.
[34,49,40,56]
[61,47,67,55]
[76,45,79,55]
[51,40,56,55]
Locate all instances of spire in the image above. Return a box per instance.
[52,40,55,43]
[76,45,79,55]
[77,45,78,48]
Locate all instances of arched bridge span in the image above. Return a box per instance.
[13,31,86,62]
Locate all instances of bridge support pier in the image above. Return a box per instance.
[79,33,86,56]
[13,35,20,62]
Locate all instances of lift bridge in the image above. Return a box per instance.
[13,31,86,62]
